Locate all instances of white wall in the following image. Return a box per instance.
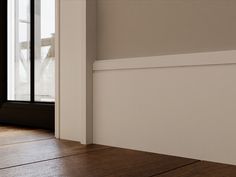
[93,51,236,165]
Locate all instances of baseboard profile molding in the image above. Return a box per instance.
[93,50,236,165]
[93,50,236,71]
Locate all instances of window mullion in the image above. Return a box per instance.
[30,0,35,102]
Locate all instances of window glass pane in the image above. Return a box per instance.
[35,0,55,102]
[19,0,30,21]
[8,0,31,101]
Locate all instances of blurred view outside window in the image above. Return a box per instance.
[8,0,55,102]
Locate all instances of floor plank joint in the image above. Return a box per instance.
[0,125,236,177]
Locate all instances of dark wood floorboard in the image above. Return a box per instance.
[0,148,196,177]
[155,161,236,177]
[0,124,53,146]
[1,125,236,177]
[0,138,109,169]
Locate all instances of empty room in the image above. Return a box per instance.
[0,0,236,176]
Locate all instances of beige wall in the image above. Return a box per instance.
[97,0,236,60]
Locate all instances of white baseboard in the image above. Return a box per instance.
[94,50,236,71]
[93,50,236,165]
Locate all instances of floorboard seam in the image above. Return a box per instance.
[0,137,55,147]
[0,147,113,171]
[147,160,201,177]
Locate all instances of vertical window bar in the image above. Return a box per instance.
[30,0,35,102]
[0,0,8,103]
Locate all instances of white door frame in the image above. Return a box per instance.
[55,0,96,144]
[55,0,60,140]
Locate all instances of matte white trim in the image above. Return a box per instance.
[93,60,236,165]
[93,50,236,71]
[57,0,87,144]
[56,0,95,144]
[55,0,60,139]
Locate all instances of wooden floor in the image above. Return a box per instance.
[0,125,236,177]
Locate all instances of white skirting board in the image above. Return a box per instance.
[93,50,236,165]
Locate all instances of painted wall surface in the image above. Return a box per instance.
[93,0,236,165]
[93,56,236,165]
[97,0,236,60]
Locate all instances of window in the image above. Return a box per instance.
[7,0,55,102]
[0,0,55,130]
